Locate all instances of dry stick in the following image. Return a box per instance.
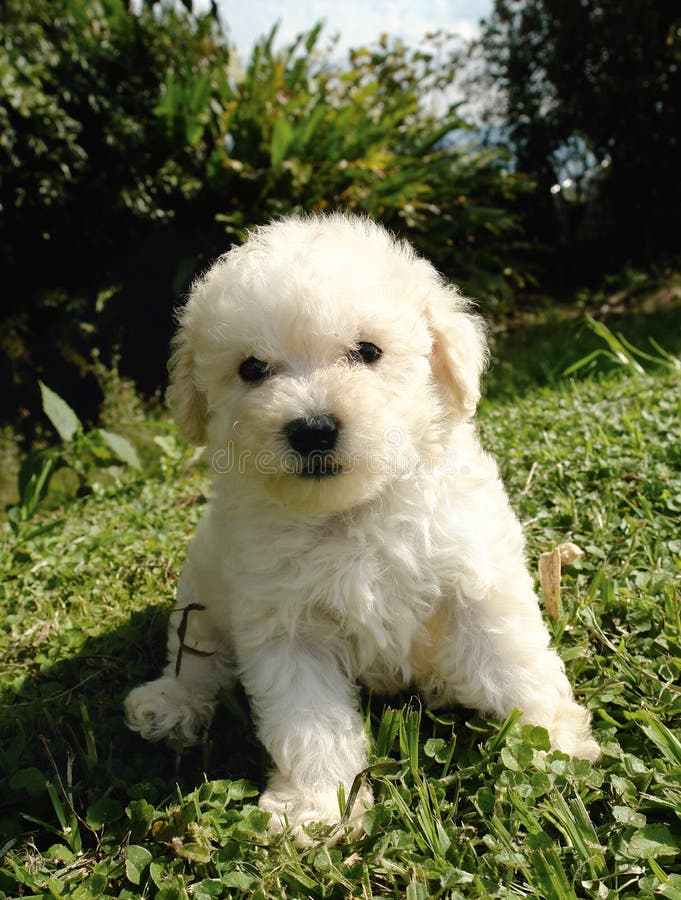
[538,542,585,620]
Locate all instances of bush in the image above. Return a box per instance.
[0,0,227,270]
[1,2,530,430]
[151,24,531,298]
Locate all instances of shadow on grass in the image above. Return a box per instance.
[484,302,681,404]
[0,602,476,855]
[0,606,265,848]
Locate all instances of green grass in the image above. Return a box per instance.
[1,322,680,899]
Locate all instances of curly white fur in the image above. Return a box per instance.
[125,214,599,847]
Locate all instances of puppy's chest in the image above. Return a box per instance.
[322,525,442,661]
[228,516,442,655]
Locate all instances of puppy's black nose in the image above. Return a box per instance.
[285,415,339,456]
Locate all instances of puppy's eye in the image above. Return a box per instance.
[239,356,271,383]
[348,342,382,365]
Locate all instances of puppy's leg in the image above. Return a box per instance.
[422,568,599,760]
[125,557,235,744]
[237,633,371,846]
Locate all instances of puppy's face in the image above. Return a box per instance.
[169,216,487,515]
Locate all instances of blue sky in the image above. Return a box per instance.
[211,0,492,58]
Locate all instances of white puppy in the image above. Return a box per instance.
[125,214,599,845]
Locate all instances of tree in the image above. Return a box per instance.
[0,0,229,275]
[478,0,681,271]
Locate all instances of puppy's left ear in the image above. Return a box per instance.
[167,312,208,445]
[425,284,489,421]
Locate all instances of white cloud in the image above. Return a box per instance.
[211,0,491,59]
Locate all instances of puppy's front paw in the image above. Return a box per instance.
[548,700,600,761]
[124,676,216,745]
[259,777,372,848]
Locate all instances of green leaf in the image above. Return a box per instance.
[39,381,81,442]
[374,707,402,757]
[97,430,141,470]
[9,768,47,797]
[527,725,552,751]
[636,712,681,766]
[226,779,260,803]
[423,737,447,759]
[612,805,646,828]
[125,799,155,842]
[186,120,205,146]
[83,872,108,895]
[43,843,74,862]
[406,882,429,900]
[17,448,62,518]
[233,805,270,836]
[621,825,681,860]
[270,116,294,166]
[223,870,258,890]
[86,797,124,830]
[148,860,166,889]
[124,844,153,885]
[174,841,212,863]
[193,879,226,899]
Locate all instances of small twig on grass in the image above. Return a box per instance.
[522,461,538,493]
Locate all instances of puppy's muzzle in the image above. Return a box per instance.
[284,415,341,478]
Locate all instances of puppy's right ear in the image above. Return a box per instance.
[424,284,489,422]
[167,313,208,445]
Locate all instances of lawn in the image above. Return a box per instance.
[1,315,680,899]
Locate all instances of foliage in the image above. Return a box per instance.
[163,25,530,298]
[1,326,680,898]
[0,0,234,426]
[562,317,681,377]
[1,2,531,432]
[0,0,227,270]
[7,381,141,533]
[477,0,681,265]
[0,0,527,292]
